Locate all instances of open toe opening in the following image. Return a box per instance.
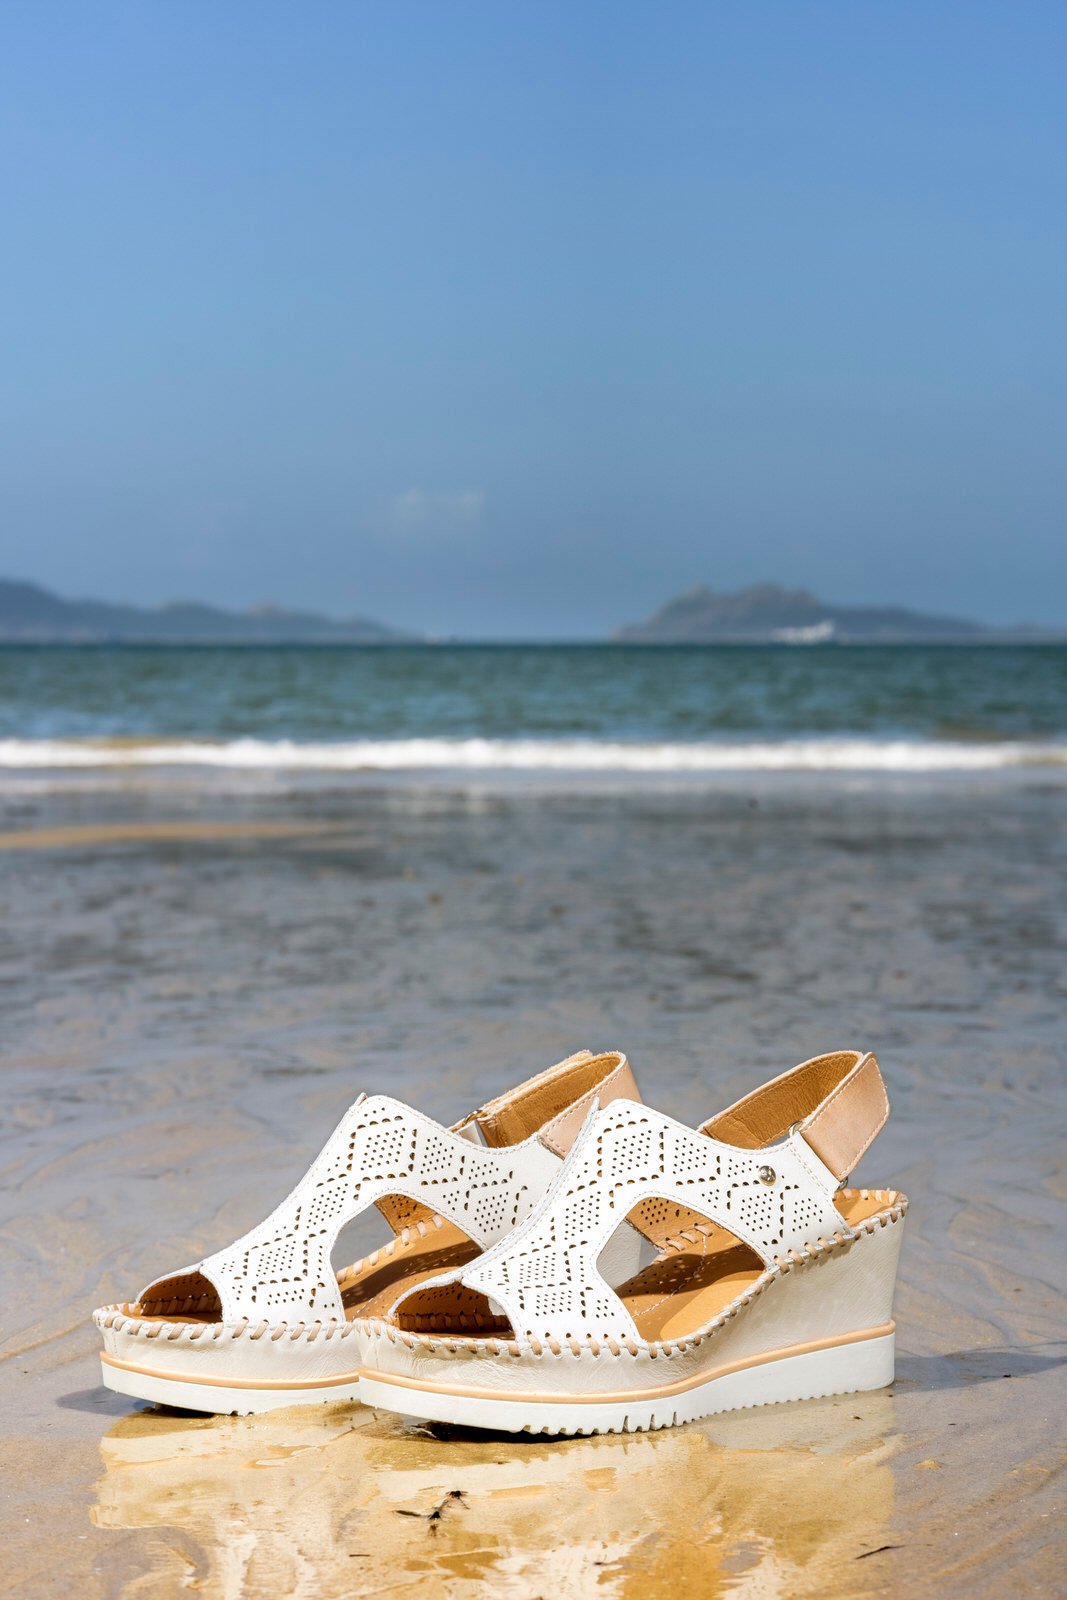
[392,1279,512,1336]
[135,1270,222,1324]
[128,1194,493,1329]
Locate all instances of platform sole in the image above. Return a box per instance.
[358,1326,895,1436]
[100,1354,363,1415]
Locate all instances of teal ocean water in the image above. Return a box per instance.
[1,643,1065,776]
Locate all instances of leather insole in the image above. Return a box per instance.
[393,1189,899,1341]
[338,1221,482,1319]
[625,1189,895,1342]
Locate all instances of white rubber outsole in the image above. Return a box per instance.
[100,1359,362,1415]
[358,1331,895,1436]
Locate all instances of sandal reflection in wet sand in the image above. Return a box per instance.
[93,1395,895,1599]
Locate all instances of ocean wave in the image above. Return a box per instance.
[0,736,1065,773]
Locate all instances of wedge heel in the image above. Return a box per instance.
[358,1332,897,1437]
[358,1201,906,1435]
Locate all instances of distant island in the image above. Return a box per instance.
[1,575,1060,645]
[615,583,1057,644]
[0,579,415,644]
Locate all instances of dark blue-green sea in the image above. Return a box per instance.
[1,643,1065,778]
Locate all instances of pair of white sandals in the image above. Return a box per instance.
[94,1048,907,1435]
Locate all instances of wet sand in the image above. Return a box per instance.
[1,774,1064,1598]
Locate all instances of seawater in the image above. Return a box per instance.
[0,643,1064,774]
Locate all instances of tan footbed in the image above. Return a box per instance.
[391,1189,903,1344]
[623,1189,894,1342]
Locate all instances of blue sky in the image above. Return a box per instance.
[1,3,1064,636]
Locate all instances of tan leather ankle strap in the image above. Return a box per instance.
[799,1052,889,1178]
[701,1050,889,1181]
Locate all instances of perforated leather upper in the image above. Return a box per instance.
[393,1098,853,1345]
[136,1048,638,1325]
[141,1094,563,1322]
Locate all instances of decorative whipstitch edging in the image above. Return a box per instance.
[96,1193,906,1354]
[355,1195,908,1361]
[93,1305,363,1344]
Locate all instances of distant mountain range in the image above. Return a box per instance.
[0,576,1059,645]
[0,579,414,643]
[615,583,1058,643]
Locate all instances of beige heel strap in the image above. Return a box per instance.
[702,1049,889,1181]
[799,1052,889,1180]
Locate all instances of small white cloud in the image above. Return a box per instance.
[390,488,485,530]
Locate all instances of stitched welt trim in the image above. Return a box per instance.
[366,1323,896,1405]
[93,1306,362,1342]
[100,1353,366,1390]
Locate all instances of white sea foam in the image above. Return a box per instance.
[0,736,1064,773]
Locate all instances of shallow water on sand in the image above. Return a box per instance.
[1,777,1064,1597]
[90,1400,900,1599]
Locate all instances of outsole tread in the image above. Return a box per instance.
[500,1379,874,1436]
[357,1331,896,1436]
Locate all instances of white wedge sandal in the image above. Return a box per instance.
[357,1050,907,1435]
[93,1049,640,1414]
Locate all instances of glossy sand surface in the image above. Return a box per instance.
[1,776,1064,1597]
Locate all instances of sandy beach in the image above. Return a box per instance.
[1,772,1064,1598]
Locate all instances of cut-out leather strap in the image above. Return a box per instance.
[383,1052,630,1231]
[409,1097,852,1344]
[702,1050,888,1182]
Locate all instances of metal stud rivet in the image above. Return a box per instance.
[758,1166,776,1185]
